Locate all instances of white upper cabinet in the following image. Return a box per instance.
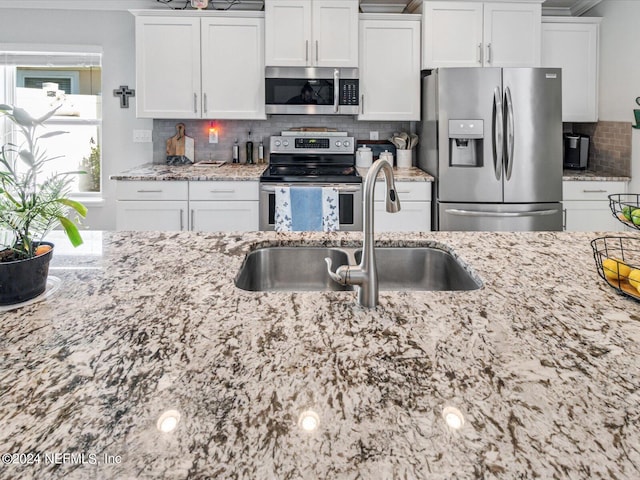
[359,15,421,121]
[135,16,201,118]
[422,1,542,69]
[542,18,600,123]
[134,11,265,119]
[201,17,265,119]
[265,0,359,67]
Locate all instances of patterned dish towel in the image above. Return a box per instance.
[275,186,339,232]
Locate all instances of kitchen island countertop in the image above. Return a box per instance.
[2,230,639,479]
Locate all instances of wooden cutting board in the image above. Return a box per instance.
[166,123,194,162]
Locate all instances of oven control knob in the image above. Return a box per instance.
[335,141,342,147]
[282,140,289,147]
[343,140,350,148]
[274,140,281,147]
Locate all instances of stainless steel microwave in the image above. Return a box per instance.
[265,67,359,115]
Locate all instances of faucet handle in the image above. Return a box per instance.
[325,257,346,284]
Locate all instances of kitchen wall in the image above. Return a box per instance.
[0,8,150,231]
[584,0,640,189]
[153,117,412,164]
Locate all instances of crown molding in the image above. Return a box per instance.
[571,0,602,16]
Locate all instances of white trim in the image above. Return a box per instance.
[0,44,103,55]
[0,0,156,10]
[129,8,264,17]
[542,16,602,24]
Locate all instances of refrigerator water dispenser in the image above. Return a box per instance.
[449,120,484,167]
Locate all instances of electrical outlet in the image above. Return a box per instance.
[209,128,219,144]
[133,130,152,143]
[369,131,379,140]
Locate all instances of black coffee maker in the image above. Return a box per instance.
[563,133,589,169]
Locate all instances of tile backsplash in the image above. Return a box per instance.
[568,121,632,176]
[153,116,412,164]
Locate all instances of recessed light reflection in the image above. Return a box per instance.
[157,409,181,433]
[442,406,465,430]
[298,410,320,432]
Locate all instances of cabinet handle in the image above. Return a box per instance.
[477,43,482,64]
[209,189,235,193]
[582,189,607,193]
[486,43,492,64]
[563,208,566,230]
[194,93,198,114]
[136,189,162,193]
[361,94,364,115]
[316,40,319,63]
[203,92,208,114]
[191,209,195,231]
[305,40,309,63]
[180,209,184,231]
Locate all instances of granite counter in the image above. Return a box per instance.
[110,163,435,183]
[1,230,639,479]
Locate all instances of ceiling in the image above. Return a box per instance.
[0,0,603,16]
[363,0,602,17]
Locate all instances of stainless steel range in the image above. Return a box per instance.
[259,133,363,231]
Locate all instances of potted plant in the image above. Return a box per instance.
[0,104,87,305]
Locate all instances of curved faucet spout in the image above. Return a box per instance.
[325,158,401,308]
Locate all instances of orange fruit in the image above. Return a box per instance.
[35,245,52,256]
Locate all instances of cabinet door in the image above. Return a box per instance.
[359,18,421,121]
[190,201,259,232]
[312,0,358,67]
[564,201,624,232]
[135,16,201,118]
[483,2,541,67]
[542,22,598,122]
[201,17,266,119]
[422,2,483,69]
[116,201,188,231]
[265,0,311,66]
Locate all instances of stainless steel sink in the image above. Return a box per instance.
[354,247,481,291]
[235,246,481,292]
[234,247,353,291]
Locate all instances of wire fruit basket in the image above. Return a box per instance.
[591,236,640,301]
[609,194,640,230]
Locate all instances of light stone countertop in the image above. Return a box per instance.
[1,230,640,479]
[110,163,628,183]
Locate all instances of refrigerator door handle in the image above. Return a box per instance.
[445,208,560,218]
[504,86,515,181]
[492,87,504,181]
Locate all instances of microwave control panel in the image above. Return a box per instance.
[340,80,359,106]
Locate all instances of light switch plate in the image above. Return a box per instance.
[133,130,152,143]
[369,131,379,140]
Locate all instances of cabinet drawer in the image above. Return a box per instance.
[116,181,188,201]
[189,181,259,201]
[374,181,431,202]
[563,181,627,201]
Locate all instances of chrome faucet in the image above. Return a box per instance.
[325,159,401,308]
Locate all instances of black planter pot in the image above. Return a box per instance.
[0,241,54,306]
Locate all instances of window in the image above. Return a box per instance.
[0,48,102,195]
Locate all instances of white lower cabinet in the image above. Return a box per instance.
[116,181,189,231]
[374,181,432,232]
[563,181,628,232]
[189,181,259,232]
[115,180,259,232]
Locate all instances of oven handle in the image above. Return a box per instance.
[334,68,340,114]
[260,184,361,193]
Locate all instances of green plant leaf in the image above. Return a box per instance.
[57,216,84,247]
[39,130,68,139]
[36,105,62,124]
[11,106,36,127]
[18,149,35,166]
[57,198,88,217]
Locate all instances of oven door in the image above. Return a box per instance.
[259,184,362,231]
[265,67,359,115]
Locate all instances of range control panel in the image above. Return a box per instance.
[270,136,355,154]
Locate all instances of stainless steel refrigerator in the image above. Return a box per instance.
[418,67,563,231]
